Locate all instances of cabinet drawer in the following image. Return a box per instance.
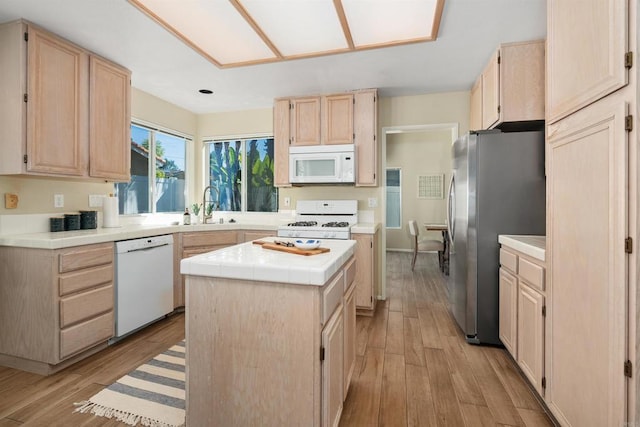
[344,256,356,292]
[59,243,113,273]
[182,231,237,248]
[59,264,113,296]
[500,248,518,273]
[182,245,229,259]
[323,270,344,324]
[60,284,113,328]
[60,311,113,359]
[518,257,545,291]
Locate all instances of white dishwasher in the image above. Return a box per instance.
[115,234,174,339]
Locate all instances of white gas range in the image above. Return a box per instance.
[277,200,358,240]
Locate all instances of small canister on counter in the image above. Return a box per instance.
[64,213,81,231]
[49,217,64,232]
[79,210,97,229]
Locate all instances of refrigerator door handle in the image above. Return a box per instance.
[447,173,455,244]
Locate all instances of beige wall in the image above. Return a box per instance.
[385,130,452,250]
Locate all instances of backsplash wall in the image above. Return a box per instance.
[0,175,113,215]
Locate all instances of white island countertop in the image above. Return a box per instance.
[498,235,546,262]
[181,237,356,286]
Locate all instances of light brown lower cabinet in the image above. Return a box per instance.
[0,242,114,375]
[498,245,545,396]
[354,230,379,315]
[186,255,356,426]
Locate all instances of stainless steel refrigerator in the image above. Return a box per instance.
[447,130,545,345]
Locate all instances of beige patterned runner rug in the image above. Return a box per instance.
[74,341,185,427]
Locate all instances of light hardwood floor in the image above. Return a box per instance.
[339,251,554,427]
[0,251,553,426]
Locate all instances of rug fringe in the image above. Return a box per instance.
[73,401,185,427]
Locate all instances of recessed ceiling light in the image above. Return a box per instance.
[199,89,213,94]
[129,0,444,68]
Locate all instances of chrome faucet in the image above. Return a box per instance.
[202,185,220,224]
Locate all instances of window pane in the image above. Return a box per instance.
[209,141,242,212]
[155,131,186,213]
[246,138,278,212]
[386,168,401,228]
[117,124,150,214]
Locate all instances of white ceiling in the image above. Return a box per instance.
[0,0,546,114]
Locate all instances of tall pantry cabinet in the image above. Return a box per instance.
[545,1,636,426]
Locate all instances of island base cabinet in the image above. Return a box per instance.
[187,276,321,426]
[186,260,355,427]
[322,304,343,427]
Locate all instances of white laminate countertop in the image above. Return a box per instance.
[180,237,356,286]
[498,235,546,262]
[0,221,381,249]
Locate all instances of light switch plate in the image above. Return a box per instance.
[368,197,378,208]
[4,193,18,209]
[284,197,291,207]
[54,194,64,208]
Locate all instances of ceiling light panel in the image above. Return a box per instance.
[342,0,439,47]
[131,0,276,65]
[240,0,348,57]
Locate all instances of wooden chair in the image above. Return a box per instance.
[408,220,444,271]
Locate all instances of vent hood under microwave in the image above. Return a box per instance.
[289,144,355,184]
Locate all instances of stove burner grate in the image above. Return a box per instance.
[287,221,318,227]
[322,221,349,228]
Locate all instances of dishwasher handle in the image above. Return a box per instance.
[126,242,171,253]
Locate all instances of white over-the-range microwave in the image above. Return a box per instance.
[289,144,355,184]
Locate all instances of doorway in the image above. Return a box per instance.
[380,123,459,300]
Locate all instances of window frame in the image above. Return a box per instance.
[202,132,278,214]
[118,118,193,215]
[385,167,402,230]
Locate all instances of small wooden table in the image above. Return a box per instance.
[424,223,449,275]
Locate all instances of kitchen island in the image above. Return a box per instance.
[181,237,357,427]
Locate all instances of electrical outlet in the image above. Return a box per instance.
[89,194,104,207]
[284,197,291,207]
[368,197,378,208]
[54,194,64,208]
[4,193,18,209]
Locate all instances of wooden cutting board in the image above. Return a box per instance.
[253,240,330,256]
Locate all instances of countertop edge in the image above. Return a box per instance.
[498,235,546,262]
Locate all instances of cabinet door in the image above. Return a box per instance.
[323,94,353,145]
[498,268,517,358]
[27,26,88,176]
[469,76,482,131]
[354,90,377,186]
[273,99,291,186]
[343,281,356,398]
[481,49,499,129]
[547,96,627,426]
[89,56,131,181]
[547,0,628,123]
[322,307,343,427]
[517,282,544,395]
[291,97,321,146]
[354,234,374,310]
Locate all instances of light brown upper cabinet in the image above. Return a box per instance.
[354,89,378,186]
[89,56,131,181]
[290,97,321,146]
[323,94,353,145]
[0,20,131,181]
[469,76,483,131]
[273,99,291,187]
[273,89,378,187]
[547,0,628,124]
[481,40,545,130]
